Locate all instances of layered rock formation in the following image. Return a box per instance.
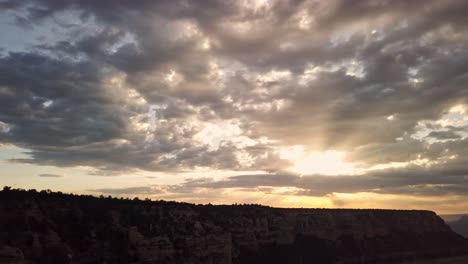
[0,188,467,264]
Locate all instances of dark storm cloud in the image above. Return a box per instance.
[0,0,468,199]
[0,52,126,147]
[0,1,21,10]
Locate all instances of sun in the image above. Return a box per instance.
[281,147,357,175]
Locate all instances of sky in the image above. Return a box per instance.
[0,0,468,214]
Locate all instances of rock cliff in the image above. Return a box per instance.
[0,188,467,264]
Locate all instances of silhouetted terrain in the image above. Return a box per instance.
[445,216,468,238]
[1,187,467,264]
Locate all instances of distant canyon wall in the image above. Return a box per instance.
[445,215,468,238]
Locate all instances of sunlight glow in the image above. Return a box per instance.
[164,69,183,87]
[202,38,210,50]
[281,147,357,175]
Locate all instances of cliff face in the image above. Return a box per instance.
[0,189,467,264]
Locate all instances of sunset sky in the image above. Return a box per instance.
[1,0,468,214]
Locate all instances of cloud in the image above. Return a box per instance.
[178,161,468,196]
[89,186,160,195]
[0,0,467,202]
[88,156,468,199]
[39,173,64,178]
[427,130,461,140]
[90,186,162,195]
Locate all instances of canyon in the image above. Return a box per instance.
[1,187,467,264]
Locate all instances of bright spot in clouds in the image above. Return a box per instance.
[281,147,357,175]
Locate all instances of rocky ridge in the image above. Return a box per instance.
[0,187,467,264]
